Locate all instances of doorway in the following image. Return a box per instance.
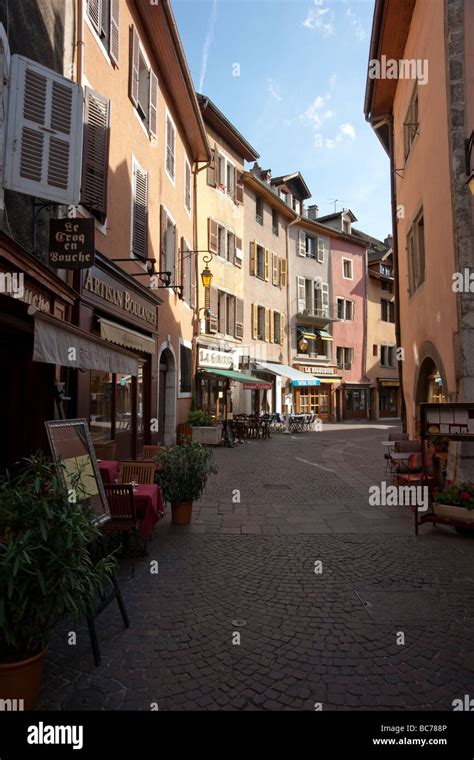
[158,347,176,444]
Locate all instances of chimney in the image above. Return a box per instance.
[384,234,393,248]
[307,204,319,221]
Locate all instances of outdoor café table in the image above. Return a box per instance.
[97,459,120,484]
[133,484,164,541]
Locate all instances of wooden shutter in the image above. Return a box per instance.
[209,287,218,333]
[190,243,196,308]
[251,303,258,340]
[264,309,270,342]
[207,142,217,186]
[279,313,285,345]
[171,224,177,277]
[234,236,243,268]
[321,283,329,309]
[264,249,270,281]
[160,205,167,272]
[250,241,256,276]
[235,297,244,339]
[129,26,139,107]
[178,235,185,297]
[235,171,244,203]
[272,254,279,286]
[88,0,101,33]
[5,55,83,205]
[280,258,287,287]
[297,276,306,312]
[228,233,235,264]
[110,0,120,66]
[149,70,158,138]
[132,160,148,258]
[218,292,226,334]
[297,230,306,256]
[81,87,110,220]
[269,310,275,343]
[208,218,218,254]
[228,296,236,337]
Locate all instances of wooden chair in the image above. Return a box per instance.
[118,460,156,484]
[102,484,147,557]
[141,445,163,461]
[94,440,117,460]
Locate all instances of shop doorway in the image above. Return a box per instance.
[158,347,176,444]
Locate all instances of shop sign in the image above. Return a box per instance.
[296,365,336,375]
[83,268,157,327]
[243,382,272,390]
[49,218,95,269]
[199,347,234,369]
[0,269,50,312]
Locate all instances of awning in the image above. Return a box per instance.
[33,312,139,376]
[300,332,317,340]
[315,329,333,341]
[200,368,272,389]
[256,361,320,386]
[316,377,342,383]
[99,317,155,355]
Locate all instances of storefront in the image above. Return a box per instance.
[378,380,400,417]
[342,383,370,420]
[74,256,161,460]
[293,364,342,421]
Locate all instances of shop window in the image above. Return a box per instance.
[137,365,144,435]
[180,344,192,394]
[90,370,113,440]
[346,389,367,412]
[116,374,133,431]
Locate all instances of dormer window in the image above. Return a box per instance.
[342,216,351,234]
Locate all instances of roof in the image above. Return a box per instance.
[135,0,210,162]
[270,172,311,200]
[197,94,260,162]
[242,172,297,218]
[317,210,358,224]
[352,227,388,250]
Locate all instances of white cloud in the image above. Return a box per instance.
[267,78,283,102]
[199,0,218,93]
[303,1,335,36]
[346,7,366,41]
[340,122,356,141]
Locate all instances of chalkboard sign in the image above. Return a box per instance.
[45,419,110,525]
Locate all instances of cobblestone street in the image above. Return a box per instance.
[39,423,474,711]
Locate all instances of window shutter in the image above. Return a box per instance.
[178,235,184,297]
[160,205,168,272]
[148,70,158,138]
[110,0,120,66]
[297,230,306,256]
[81,87,110,221]
[317,237,325,263]
[208,287,218,333]
[207,144,216,186]
[264,248,270,281]
[250,241,256,276]
[321,283,329,309]
[88,0,101,33]
[235,171,244,203]
[264,309,270,342]
[272,254,279,286]
[208,218,218,254]
[280,258,287,287]
[129,26,139,107]
[279,313,285,345]
[235,297,244,339]
[234,236,243,268]
[218,292,226,334]
[228,233,235,264]
[252,304,258,340]
[132,160,148,258]
[170,224,177,277]
[190,243,196,308]
[269,309,274,343]
[5,55,83,205]
[228,297,236,337]
[297,276,306,311]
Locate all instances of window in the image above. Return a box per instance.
[180,238,195,307]
[81,87,111,223]
[272,208,279,236]
[87,0,120,65]
[90,370,113,440]
[381,280,393,293]
[345,301,354,320]
[180,343,192,394]
[407,210,425,294]
[337,298,345,320]
[184,158,191,214]
[160,205,176,275]
[373,344,378,357]
[226,162,235,197]
[404,82,419,160]
[132,157,148,258]
[217,291,237,336]
[217,225,226,258]
[342,258,353,279]
[256,195,263,224]
[380,263,392,277]
[257,305,266,340]
[381,345,396,368]
[337,347,353,371]
[215,153,236,198]
[381,299,395,323]
[256,244,266,279]
[342,218,351,234]
[208,288,242,337]
[317,237,327,263]
[274,312,281,344]
[297,328,330,359]
[337,298,353,320]
[226,231,235,263]
[165,112,176,182]
[305,235,316,259]
[129,27,158,138]
[292,198,301,214]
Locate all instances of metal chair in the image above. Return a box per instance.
[119,460,156,484]
[102,484,147,558]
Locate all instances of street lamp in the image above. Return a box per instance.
[200,251,214,289]
[298,336,309,353]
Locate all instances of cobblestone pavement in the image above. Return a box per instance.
[39,422,474,711]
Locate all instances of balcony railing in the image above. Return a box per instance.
[295,300,339,322]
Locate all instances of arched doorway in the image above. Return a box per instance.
[415,357,446,407]
[158,346,176,444]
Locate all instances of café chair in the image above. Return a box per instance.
[119,460,156,485]
[141,445,163,461]
[93,440,117,460]
[102,484,147,558]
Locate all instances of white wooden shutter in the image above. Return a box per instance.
[129,26,139,107]
[109,0,120,66]
[321,283,329,313]
[87,0,101,33]
[297,230,306,256]
[297,276,306,312]
[149,70,158,138]
[5,55,83,205]
[81,87,110,219]
[317,236,326,263]
[132,158,148,258]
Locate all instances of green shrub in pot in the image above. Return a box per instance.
[155,442,216,524]
[188,410,215,427]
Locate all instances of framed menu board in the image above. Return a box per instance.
[45,419,110,525]
[420,402,474,440]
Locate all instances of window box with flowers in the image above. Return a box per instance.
[432,481,474,524]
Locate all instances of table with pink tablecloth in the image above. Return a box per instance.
[97,460,120,484]
[134,484,165,540]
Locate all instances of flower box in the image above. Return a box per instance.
[432,503,474,523]
[191,423,222,446]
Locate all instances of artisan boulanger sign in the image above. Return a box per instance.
[83,269,157,327]
[49,218,95,268]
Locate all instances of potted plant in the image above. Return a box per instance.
[156,442,215,525]
[188,410,222,446]
[432,481,474,524]
[0,454,116,709]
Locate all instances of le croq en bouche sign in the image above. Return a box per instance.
[49,218,95,269]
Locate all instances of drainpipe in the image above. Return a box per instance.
[284,213,301,432]
[76,0,84,85]
[192,160,210,407]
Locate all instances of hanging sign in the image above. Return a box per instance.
[49,218,95,269]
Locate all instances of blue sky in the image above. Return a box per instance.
[172,0,391,242]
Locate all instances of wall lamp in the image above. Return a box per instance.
[465,131,474,195]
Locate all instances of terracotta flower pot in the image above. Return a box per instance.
[171,501,193,525]
[0,646,47,710]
